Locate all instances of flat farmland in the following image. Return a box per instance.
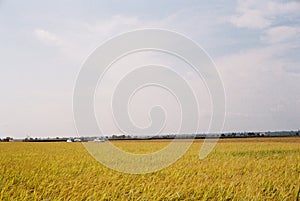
[0,137,299,200]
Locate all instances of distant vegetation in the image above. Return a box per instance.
[0,137,13,142]
[1,130,298,142]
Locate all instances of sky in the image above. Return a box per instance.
[0,0,299,138]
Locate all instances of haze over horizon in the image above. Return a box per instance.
[0,0,300,139]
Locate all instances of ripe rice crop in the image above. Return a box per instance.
[0,137,299,200]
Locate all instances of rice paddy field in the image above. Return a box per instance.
[0,137,299,200]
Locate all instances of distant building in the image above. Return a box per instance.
[93,138,105,142]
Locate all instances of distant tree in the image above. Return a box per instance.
[247,132,255,136]
[3,137,13,142]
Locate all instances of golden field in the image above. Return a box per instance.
[0,137,299,201]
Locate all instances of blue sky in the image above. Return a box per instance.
[0,0,299,138]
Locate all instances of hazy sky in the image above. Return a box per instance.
[0,0,299,138]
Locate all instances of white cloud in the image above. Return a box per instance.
[230,10,271,29]
[3,1,299,136]
[31,15,145,62]
[261,26,300,44]
[28,9,299,133]
[267,1,300,14]
[31,10,221,62]
[216,43,300,131]
[282,62,300,76]
[229,0,300,29]
[34,29,62,46]
[84,15,140,38]
[269,101,286,112]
